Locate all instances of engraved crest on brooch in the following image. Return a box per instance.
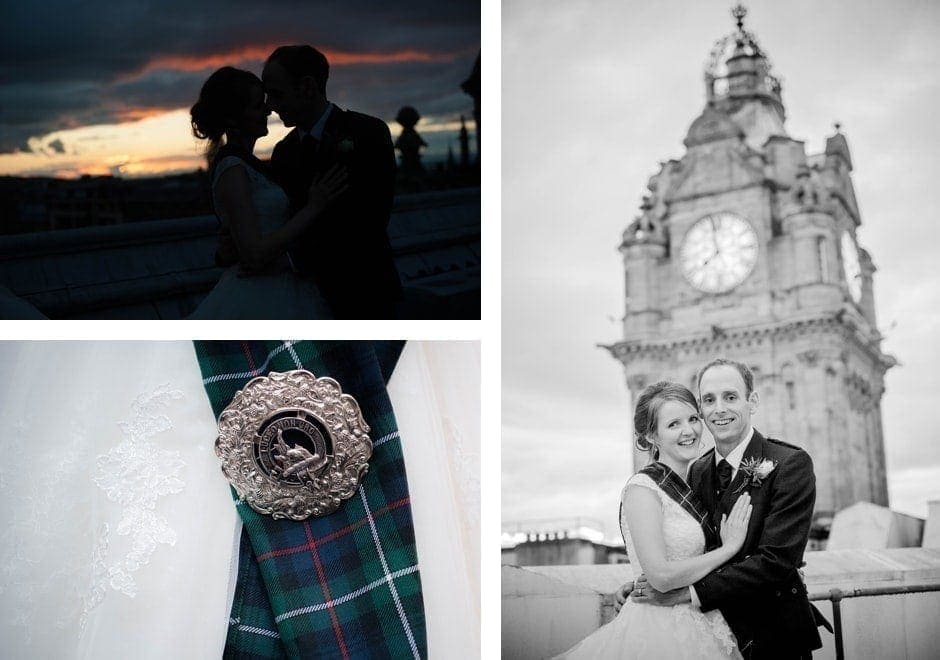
[215,369,372,520]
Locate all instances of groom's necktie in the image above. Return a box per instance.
[194,340,427,660]
[717,459,733,495]
[300,133,320,174]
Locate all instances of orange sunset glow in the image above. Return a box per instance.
[2,2,479,181]
[142,46,458,76]
[0,107,474,179]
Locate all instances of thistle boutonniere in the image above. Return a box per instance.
[733,457,777,493]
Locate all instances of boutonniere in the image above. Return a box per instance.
[337,137,355,154]
[733,457,777,493]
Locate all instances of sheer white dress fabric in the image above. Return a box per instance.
[189,155,332,320]
[389,342,481,658]
[0,341,480,660]
[556,474,741,660]
[0,342,237,660]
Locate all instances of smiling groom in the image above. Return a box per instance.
[623,358,829,660]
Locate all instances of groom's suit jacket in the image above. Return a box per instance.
[688,430,824,659]
[270,106,402,319]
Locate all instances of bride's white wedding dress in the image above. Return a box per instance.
[557,473,742,659]
[189,155,332,319]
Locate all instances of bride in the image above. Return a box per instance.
[188,67,346,319]
[556,381,751,659]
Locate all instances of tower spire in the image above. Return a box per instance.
[731,3,747,32]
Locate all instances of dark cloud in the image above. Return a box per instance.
[47,139,65,154]
[0,1,479,155]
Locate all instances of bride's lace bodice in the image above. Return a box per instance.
[602,473,740,659]
[620,473,706,580]
[212,156,290,235]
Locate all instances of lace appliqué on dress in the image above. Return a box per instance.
[82,385,186,626]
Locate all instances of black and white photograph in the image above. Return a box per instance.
[503,1,940,658]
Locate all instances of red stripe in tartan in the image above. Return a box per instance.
[240,341,258,374]
[304,520,350,660]
[256,496,412,563]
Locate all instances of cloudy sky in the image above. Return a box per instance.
[0,1,479,178]
[503,0,940,541]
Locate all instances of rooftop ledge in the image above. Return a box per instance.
[0,187,480,319]
[502,548,940,660]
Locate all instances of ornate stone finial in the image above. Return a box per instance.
[834,121,842,133]
[731,3,747,31]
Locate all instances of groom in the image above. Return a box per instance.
[262,45,402,319]
[619,358,828,659]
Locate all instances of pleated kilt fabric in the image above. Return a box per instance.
[193,340,427,660]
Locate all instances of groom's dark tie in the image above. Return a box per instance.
[717,459,733,495]
[300,133,319,172]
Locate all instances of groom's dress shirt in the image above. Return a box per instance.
[713,427,754,482]
[689,427,754,608]
[300,102,334,142]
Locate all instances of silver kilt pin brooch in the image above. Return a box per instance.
[215,369,372,520]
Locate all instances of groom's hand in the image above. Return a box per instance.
[631,575,691,607]
[613,581,634,613]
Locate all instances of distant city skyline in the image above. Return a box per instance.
[0,1,479,178]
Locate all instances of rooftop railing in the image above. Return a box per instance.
[502,548,940,660]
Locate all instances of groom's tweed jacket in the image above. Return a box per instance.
[194,340,426,659]
[689,430,824,659]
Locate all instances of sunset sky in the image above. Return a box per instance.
[0,1,479,178]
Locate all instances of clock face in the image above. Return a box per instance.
[679,212,759,293]
[841,231,862,303]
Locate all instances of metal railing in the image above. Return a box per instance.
[808,583,940,660]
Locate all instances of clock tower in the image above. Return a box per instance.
[604,5,895,521]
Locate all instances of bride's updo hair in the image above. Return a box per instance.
[633,381,699,461]
[191,67,263,165]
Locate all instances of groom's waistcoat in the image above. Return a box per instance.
[689,430,823,657]
[270,108,402,313]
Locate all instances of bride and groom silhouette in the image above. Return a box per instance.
[189,45,402,320]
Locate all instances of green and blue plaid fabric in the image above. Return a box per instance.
[637,461,719,550]
[193,340,427,659]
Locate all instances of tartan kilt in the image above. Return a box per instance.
[194,340,427,659]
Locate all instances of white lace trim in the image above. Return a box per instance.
[82,385,186,626]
